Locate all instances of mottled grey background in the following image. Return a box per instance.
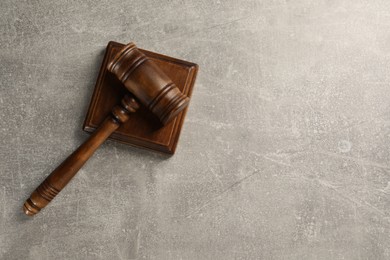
[1,0,390,259]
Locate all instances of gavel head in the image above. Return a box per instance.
[107,42,190,125]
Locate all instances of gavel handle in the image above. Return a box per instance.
[23,95,139,216]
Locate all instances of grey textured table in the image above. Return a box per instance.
[1,1,390,259]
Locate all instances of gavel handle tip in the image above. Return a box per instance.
[22,95,139,216]
[23,199,40,216]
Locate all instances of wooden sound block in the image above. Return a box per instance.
[83,41,198,154]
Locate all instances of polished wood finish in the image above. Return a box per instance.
[83,41,199,154]
[108,42,190,125]
[23,95,139,216]
[23,42,198,216]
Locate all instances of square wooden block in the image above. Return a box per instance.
[83,41,198,154]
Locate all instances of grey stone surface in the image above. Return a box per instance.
[1,0,390,259]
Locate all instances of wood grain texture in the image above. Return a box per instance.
[23,41,198,216]
[107,42,190,125]
[83,41,199,154]
[23,95,140,216]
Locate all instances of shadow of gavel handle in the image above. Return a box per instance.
[23,95,139,216]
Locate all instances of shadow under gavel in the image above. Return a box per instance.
[23,42,190,216]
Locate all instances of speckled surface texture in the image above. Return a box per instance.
[1,0,390,259]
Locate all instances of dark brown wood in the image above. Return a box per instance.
[83,41,199,154]
[108,42,190,125]
[23,42,198,216]
[23,95,140,216]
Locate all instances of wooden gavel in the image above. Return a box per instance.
[23,43,190,216]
